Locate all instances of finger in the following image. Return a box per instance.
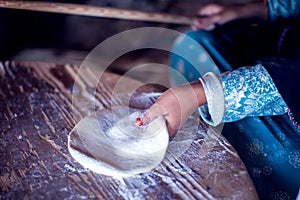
[191,24,198,31]
[192,18,216,31]
[191,19,202,31]
[139,103,167,126]
[198,3,222,16]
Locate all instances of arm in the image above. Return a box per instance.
[193,0,300,31]
[140,64,288,136]
[192,2,265,31]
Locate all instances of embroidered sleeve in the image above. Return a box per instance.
[198,64,288,125]
[220,64,288,122]
[266,0,300,21]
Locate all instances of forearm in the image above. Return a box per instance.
[168,80,207,119]
[190,80,207,107]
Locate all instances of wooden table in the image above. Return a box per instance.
[0,61,258,199]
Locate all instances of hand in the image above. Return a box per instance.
[140,80,206,136]
[192,2,265,31]
[192,3,240,31]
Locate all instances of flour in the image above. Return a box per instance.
[68,106,169,178]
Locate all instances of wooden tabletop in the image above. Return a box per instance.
[0,61,258,199]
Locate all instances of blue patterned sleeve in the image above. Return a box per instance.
[220,64,288,122]
[267,0,300,21]
[198,64,288,125]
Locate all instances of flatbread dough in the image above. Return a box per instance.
[68,106,169,177]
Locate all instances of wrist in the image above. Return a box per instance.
[190,80,206,106]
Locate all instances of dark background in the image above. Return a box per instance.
[0,0,254,84]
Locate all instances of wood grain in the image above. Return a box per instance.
[0,1,192,25]
[0,61,258,199]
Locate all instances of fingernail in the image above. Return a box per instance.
[137,111,151,126]
[135,117,143,127]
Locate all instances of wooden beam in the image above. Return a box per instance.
[0,1,192,25]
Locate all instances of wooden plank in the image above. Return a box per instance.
[0,1,192,25]
[0,61,258,199]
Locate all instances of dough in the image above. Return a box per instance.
[68,106,169,177]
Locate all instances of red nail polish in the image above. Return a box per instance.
[135,118,143,127]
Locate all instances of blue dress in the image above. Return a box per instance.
[170,1,300,199]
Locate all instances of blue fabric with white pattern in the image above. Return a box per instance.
[221,64,288,122]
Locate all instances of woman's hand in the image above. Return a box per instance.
[140,80,206,136]
[192,3,238,31]
[192,2,265,31]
